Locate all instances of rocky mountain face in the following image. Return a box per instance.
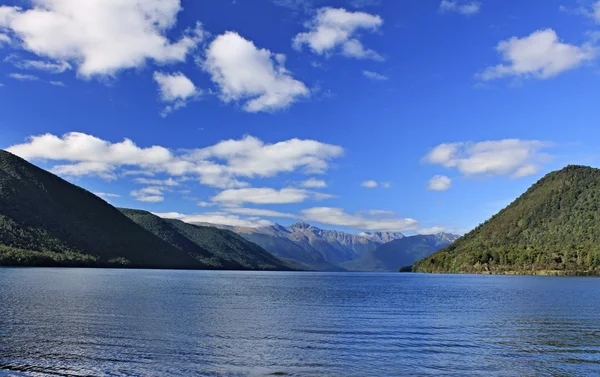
[208,221,405,270]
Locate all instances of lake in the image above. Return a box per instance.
[0,269,599,376]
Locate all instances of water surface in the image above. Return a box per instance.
[1,268,599,376]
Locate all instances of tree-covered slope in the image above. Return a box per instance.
[414,166,600,275]
[0,150,201,268]
[341,233,458,272]
[120,209,291,270]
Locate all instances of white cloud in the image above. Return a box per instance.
[366,209,395,216]
[153,71,200,116]
[293,7,384,60]
[0,33,10,45]
[300,177,327,188]
[197,201,217,207]
[560,1,600,23]
[49,81,65,86]
[477,29,594,81]
[423,139,552,178]
[7,132,344,188]
[428,175,452,191]
[0,1,205,77]
[381,182,391,189]
[416,227,446,235]
[52,161,116,180]
[301,207,418,232]
[94,192,120,198]
[224,207,298,219]
[439,1,481,15]
[361,180,378,188]
[9,73,38,81]
[211,187,320,205]
[363,70,388,80]
[12,59,71,73]
[134,177,179,187]
[155,211,274,228]
[203,31,309,112]
[131,186,164,203]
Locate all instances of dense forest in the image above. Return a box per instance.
[414,166,600,276]
[0,150,289,270]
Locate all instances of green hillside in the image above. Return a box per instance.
[341,234,457,272]
[121,209,291,270]
[414,165,600,276]
[0,150,201,268]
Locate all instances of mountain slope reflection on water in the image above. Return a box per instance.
[1,269,600,377]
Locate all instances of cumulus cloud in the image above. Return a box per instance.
[0,1,205,77]
[293,7,384,60]
[6,132,344,188]
[153,71,200,116]
[439,1,481,15]
[224,207,298,219]
[361,180,378,188]
[211,187,325,205]
[203,31,309,112]
[134,177,179,187]
[416,227,446,235]
[131,186,164,203]
[0,33,11,45]
[11,59,71,73]
[559,1,600,23]
[477,29,594,81]
[9,73,38,81]
[301,207,418,232]
[155,211,274,228]
[52,161,116,180]
[94,192,120,198]
[300,178,327,188]
[361,180,391,188]
[423,139,552,178]
[428,175,452,191]
[363,70,388,80]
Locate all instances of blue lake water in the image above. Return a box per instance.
[1,268,599,376]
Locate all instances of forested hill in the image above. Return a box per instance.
[120,209,291,270]
[0,150,200,268]
[0,150,289,270]
[414,165,600,276]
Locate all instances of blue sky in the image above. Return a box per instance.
[1,0,600,234]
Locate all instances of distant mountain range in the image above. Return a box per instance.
[199,221,459,272]
[414,165,600,276]
[342,233,460,272]
[0,149,460,273]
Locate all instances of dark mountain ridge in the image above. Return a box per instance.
[0,150,289,270]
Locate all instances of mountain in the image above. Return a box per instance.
[212,222,405,270]
[341,233,460,272]
[0,150,200,268]
[0,150,289,270]
[414,165,600,276]
[120,209,290,270]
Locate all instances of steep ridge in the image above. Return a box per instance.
[0,150,200,268]
[121,209,290,270]
[414,166,600,275]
